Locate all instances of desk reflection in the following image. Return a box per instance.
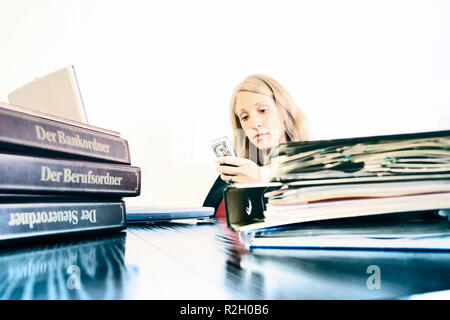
[0,232,138,299]
[0,220,449,300]
[238,249,450,299]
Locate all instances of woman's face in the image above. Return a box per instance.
[235,91,287,151]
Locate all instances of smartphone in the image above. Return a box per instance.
[211,136,237,157]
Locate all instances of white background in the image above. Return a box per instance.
[0,0,449,207]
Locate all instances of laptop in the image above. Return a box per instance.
[8,66,216,223]
[8,65,89,123]
[126,206,215,223]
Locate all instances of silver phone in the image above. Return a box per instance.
[211,136,237,157]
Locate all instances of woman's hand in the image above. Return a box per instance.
[216,156,273,184]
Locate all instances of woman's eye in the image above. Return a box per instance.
[240,115,249,121]
[259,108,269,114]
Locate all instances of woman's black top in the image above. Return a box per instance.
[202,175,228,210]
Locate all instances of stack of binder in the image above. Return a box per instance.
[0,101,141,243]
[224,130,450,250]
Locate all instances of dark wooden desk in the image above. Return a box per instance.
[1,218,449,299]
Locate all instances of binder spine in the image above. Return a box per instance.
[0,153,141,196]
[0,201,126,241]
[0,107,131,164]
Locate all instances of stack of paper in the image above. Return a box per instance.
[243,210,450,250]
[262,130,450,226]
[234,130,450,250]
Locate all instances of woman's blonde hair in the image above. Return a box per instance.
[230,74,309,163]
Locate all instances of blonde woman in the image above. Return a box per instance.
[203,74,309,218]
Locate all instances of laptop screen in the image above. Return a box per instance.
[8,65,89,123]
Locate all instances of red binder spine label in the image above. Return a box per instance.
[0,153,141,196]
[0,201,126,241]
[0,108,131,164]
